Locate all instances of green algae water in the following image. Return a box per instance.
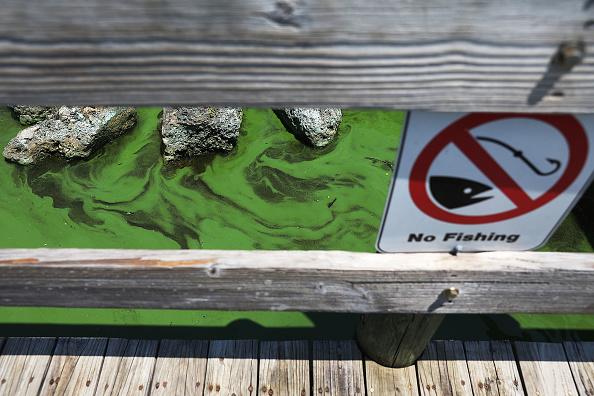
[0,107,593,339]
[0,108,398,250]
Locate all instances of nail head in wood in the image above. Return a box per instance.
[444,287,460,302]
[557,41,585,69]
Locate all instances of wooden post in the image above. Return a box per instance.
[356,313,444,368]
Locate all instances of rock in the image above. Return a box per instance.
[3,106,137,165]
[10,106,55,125]
[274,108,342,147]
[160,107,243,162]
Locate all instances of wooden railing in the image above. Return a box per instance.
[1,249,592,313]
[0,0,591,112]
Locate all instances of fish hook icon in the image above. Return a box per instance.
[476,136,561,176]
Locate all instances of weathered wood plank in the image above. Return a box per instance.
[417,340,473,396]
[1,249,593,313]
[312,340,364,396]
[464,341,525,396]
[204,340,258,396]
[563,342,594,396]
[39,337,107,396]
[365,358,418,396]
[150,340,209,396]
[490,341,525,396]
[259,341,309,396]
[464,341,501,396]
[0,1,592,111]
[95,339,158,396]
[514,342,578,396]
[0,337,56,396]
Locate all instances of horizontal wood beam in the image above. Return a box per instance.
[0,249,593,313]
[0,1,592,111]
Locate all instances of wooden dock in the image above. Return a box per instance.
[0,338,591,396]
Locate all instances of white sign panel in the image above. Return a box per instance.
[377,112,594,253]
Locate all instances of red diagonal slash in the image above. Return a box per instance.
[452,129,533,208]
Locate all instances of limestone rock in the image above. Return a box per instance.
[160,107,243,162]
[10,106,55,125]
[3,106,137,165]
[274,108,342,147]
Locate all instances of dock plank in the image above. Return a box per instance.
[151,340,209,396]
[563,342,594,396]
[515,342,578,396]
[464,341,500,396]
[312,340,364,396]
[95,339,158,396]
[0,338,590,396]
[417,340,473,396]
[490,341,525,396]
[0,337,56,396]
[39,337,107,396]
[365,358,418,395]
[464,341,524,396]
[204,340,258,396]
[259,341,309,396]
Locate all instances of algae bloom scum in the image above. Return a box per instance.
[0,106,593,336]
[0,107,403,251]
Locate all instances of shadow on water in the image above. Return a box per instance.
[1,314,593,343]
[0,313,358,341]
[437,314,594,342]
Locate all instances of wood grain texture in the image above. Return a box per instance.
[365,358,418,396]
[0,338,56,396]
[563,342,594,396]
[258,341,309,396]
[151,340,209,396]
[204,340,258,396]
[464,341,525,396]
[39,337,107,396]
[357,314,444,367]
[514,342,578,396]
[0,0,592,111]
[95,339,158,396]
[464,341,500,396]
[312,340,364,396]
[1,249,593,313]
[489,341,525,396]
[417,341,473,396]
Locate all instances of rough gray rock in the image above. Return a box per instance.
[160,107,243,162]
[3,106,137,165]
[274,108,342,147]
[10,106,55,125]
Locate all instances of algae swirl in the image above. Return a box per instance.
[0,108,402,251]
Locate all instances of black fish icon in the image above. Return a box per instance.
[429,176,493,209]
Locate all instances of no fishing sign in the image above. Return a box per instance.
[377,112,594,252]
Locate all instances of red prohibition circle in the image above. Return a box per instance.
[409,113,588,224]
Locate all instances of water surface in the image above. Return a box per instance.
[0,107,592,339]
